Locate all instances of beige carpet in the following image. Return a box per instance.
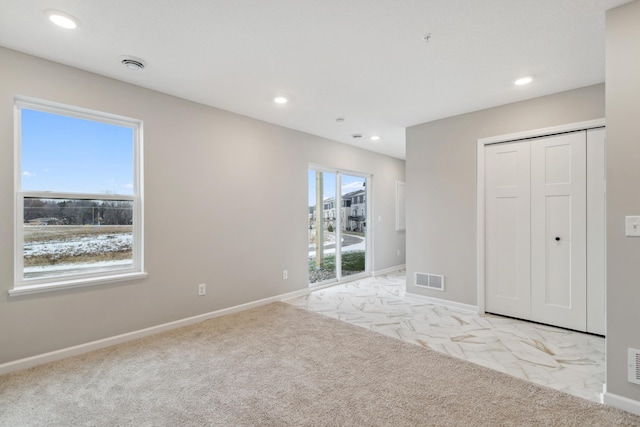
[1,303,639,426]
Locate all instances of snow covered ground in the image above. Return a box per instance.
[24,233,132,260]
[23,230,132,278]
[308,234,365,257]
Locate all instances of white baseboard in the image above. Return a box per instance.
[404,292,478,313]
[602,384,640,416]
[0,286,312,376]
[372,264,406,276]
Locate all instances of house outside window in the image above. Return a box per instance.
[12,97,146,295]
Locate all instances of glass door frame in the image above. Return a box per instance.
[308,164,372,287]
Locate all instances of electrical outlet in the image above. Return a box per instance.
[282,270,288,280]
[198,283,206,296]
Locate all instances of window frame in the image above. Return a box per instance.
[10,96,146,296]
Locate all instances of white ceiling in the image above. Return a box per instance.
[0,0,632,159]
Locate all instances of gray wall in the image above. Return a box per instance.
[606,0,640,402]
[405,84,605,305]
[0,47,406,364]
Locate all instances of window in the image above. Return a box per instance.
[11,97,145,295]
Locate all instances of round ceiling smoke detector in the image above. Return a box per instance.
[351,133,363,139]
[120,56,146,71]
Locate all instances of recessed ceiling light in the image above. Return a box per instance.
[274,96,288,104]
[44,9,79,29]
[514,76,534,86]
[370,135,380,141]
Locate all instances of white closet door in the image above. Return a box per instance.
[530,132,587,331]
[485,142,531,319]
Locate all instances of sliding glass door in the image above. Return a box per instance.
[308,167,369,285]
[340,174,366,278]
[308,170,337,284]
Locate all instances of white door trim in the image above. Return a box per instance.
[476,118,605,315]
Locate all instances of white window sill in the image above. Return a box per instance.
[9,272,148,297]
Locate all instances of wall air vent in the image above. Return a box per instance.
[415,272,444,291]
[629,348,640,385]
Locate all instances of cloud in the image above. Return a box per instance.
[23,171,35,177]
[341,181,365,193]
[124,183,133,188]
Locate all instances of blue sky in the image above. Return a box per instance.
[21,108,134,195]
[308,170,365,206]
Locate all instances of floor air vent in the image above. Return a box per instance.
[415,273,444,291]
[629,348,640,385]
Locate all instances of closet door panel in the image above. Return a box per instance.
[485,142,531,319]
[531,132,587,331]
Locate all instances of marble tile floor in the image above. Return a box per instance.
[285,271,605,403]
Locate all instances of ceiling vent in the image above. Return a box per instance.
[120,57,146,71]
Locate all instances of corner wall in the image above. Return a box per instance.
[605,0,640,407]
[0,47,406,365]
[405,84,605,305]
